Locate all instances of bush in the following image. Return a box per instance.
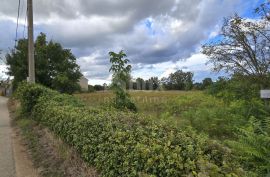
[14,82,58,114]
[207,76,260,102]
[227,117,270,176]
[14,82,85,115]
[159,93,269,139]
[16,83,246,176]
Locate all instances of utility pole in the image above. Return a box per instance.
[27,0,35,83]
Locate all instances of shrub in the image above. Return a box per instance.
[14,82,57,114]
[109,50,137,112]
[207,76,261,102]
[14,82,85,115]
[227,116,270,176]
[158,93,245,138]
[156,92,270,140]
[16,83,246,176]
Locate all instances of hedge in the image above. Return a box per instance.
[15,82,246,177]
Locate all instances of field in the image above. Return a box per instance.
[75,90,234,138]
[75,91,200,117]
[16,83,269,176]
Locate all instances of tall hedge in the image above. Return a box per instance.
[15,83,246,177]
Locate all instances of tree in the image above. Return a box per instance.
[202,78,213,89]
[93,85,104,91]
[255,2,270,20]
[146,77,160,90]
[202,15,270,87]
[109,50,137,112]
[136,77,145,90]
[193,82,203,90]
[88,85,95,92]
[162,70,193,90]
[131,77,160,90]
[6,33,82,93]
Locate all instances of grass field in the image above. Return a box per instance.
[75,91,212,131]
[75,90,245,139]
[75,91,200,115]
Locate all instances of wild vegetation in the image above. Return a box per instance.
[14,82,250,176]
[6,2,270,177]
[76,78,270,176]
[109,50,137,112]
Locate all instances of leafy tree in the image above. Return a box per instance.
[103,83,108,91]
[93,85,104,91]
[162,70,193,90]
[136,77,145,90]
[193,82,203,90]
[88,85,95,92]
[207,75,261,101]
[109,50,137,112]
[202,15,270,87]
[202,77,213,89]
[146,77,160,90]
[6,33,82,94]
[131,77,160,90]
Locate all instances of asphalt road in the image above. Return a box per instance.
[0,96,15,177]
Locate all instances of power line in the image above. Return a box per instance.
[20,0,24,17]
[23,6,28,39]
[15,0,21,48]
[21,0,27,39]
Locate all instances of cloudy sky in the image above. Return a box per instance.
[0,0,264,84]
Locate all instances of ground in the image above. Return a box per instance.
[0,96,39,177]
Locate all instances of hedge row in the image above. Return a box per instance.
[15,82,245,177]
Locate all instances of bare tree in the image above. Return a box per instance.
[255,1,270,21]
[202,15,270,86]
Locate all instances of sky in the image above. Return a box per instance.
[0,0,266,84]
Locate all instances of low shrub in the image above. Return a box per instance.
[207,76,261,102]
[227,116,270,176]
[14,82,57,114]
[158,93,269,140]
[14,82,84,115]
[16,83,246,176]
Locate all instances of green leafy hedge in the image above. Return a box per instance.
[14,82,57,114]
[15,83,246,176]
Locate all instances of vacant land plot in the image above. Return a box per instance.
[75,91,200,116]
[75,91,248,139]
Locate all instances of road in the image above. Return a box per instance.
[0,96,15,177]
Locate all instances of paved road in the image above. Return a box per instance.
[0,96,15,177]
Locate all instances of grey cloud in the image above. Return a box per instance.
[0,0,175,21]
[0,0,252,82]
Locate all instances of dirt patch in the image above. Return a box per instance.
[12,126,40,177]
[7,98,38,177]
[8,98,99,177]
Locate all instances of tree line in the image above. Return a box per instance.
[87,71,215,92]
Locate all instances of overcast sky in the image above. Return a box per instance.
[0,0,264,84]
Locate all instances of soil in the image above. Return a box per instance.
[12,126,40,177]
